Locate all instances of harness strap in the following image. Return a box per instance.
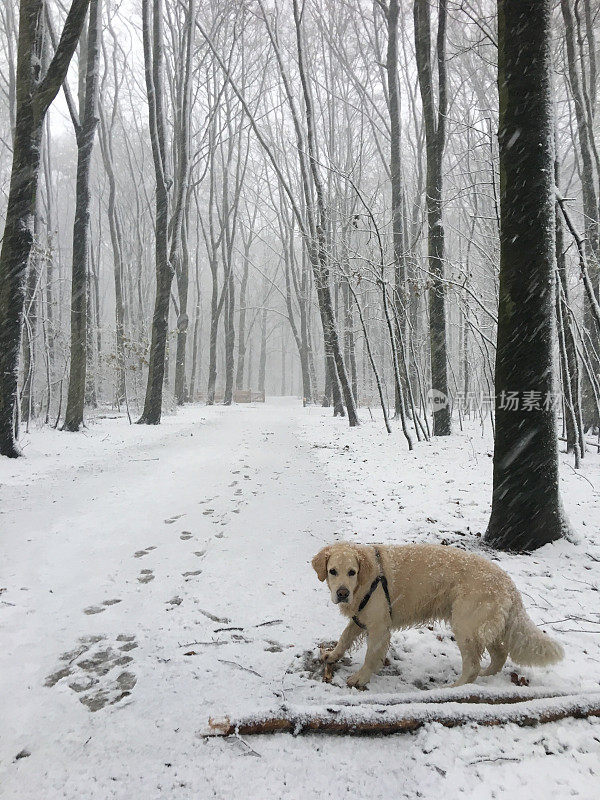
[352,547,392,630]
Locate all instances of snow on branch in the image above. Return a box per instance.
[204,691,600,736]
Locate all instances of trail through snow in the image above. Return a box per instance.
[1,399,599,799]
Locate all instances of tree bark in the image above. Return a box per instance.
[386,0,409,421]
[235,239,250,391]
[172,1,195,406]
[292,0,358,426]
[63,0,101,432]
[560,0,600,430]
[485,0,569,551]
[207,693,600,736]
[414,0,451,436]
[138,0,171,425]
[0,0,91,457]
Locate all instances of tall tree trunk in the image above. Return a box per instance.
[414,0,450,436]
[0,0,91,457]
[188,244,202,401]
[84,250,98,409]
[20,209,40,426]
[138,0,171,424]
[64,0,101,432]
[223,265,235,405]
[560,0,600,430]
[98,21,126,409]
[174,214,190,405]
[258,304,267,397]
[235,241,250,391]
[387,0,408,420]
[555,155,584,457]
[485,0,569,551]
[292,0,358,426]
[206,254,219,405]
[172,1,195,406]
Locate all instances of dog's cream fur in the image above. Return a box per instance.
[312,542,564,688]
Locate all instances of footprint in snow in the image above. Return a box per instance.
[45,634,138,711]
[164,514,184,524]
[83,598,122,615]
[134,546,156,558]
[138,569,154,584]
[180,531,193,541]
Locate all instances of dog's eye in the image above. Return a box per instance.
[329,568,337,576]
[348,569,356,577]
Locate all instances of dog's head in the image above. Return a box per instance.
[311,543,371,606]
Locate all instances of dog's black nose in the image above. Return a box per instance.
[336,586,350,602]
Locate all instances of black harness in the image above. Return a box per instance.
[352,547,393,630]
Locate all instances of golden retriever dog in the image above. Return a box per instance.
[312,542,564,688]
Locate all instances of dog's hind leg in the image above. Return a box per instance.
[451,598,507,686]
[451,632,484,686]
[480,640,508,676]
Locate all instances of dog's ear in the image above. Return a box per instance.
[311,546,331,582]
[355,546,373,584]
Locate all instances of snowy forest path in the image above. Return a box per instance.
[0,399,343,796]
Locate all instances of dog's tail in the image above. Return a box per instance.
[505,598,564,666]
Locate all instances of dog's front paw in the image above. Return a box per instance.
[346,670,370,690]
[319,647,337,664]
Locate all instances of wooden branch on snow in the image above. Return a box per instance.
[311,685,586,707]
[205,692,600,737]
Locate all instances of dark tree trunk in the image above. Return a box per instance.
[64,0,101,432]
[98,115,127,407]
[172,3,195,405]
[414,0,450,436]
[485,0,569,551]
[138,0,171,425]
[98,15,126,408]
[0,0,90,457]
[387,0,408,420]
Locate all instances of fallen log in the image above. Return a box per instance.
[205,692,600,736]
[312,684,579,707]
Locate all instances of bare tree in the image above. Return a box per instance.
[485,0,569,551]
[137,0,171,424]
[0,0,91,457]
[63,0,102,432]
[414,0,451,436]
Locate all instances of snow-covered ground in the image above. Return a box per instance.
[1,399,599,799]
